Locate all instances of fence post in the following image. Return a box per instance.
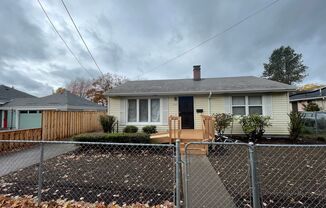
[248,142,261,208]
[175,139,181,208]
[37,142,45,205]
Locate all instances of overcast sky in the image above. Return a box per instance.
[0,0,325,96]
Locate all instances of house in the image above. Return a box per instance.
[106,65,295,136]
[0,90,106,130]
[290,87,326,111]
[0,85,36,129]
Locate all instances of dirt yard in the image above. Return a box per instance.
[0,145,175,206]
[207,144,326,207]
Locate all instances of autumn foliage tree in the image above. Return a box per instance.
[63,73,127,106]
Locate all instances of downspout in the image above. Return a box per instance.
[208,91,212,115]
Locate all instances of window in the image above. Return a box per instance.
[127,98,161,123]
[232,96,263,115]
[128,99,137,122]
[232,96,246,115]
[20,110,28,114]
[248,96,262,115]
[139,99,148,122]
[29,110,37,114]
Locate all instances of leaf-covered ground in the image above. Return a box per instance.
[207,144,326,207]
[0,145,175,206]
[0,195,174,208]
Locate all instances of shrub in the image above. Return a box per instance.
[73,132,150,143]
[239,114,271,142]
[303,102,320,111]
[142,125,157,134]
[99,115,116,133]
[123,125,138,133]
[213,113,233,134]
[288,111,305,143]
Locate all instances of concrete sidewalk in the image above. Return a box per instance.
[0,143,77,177]
[183,155,236,208]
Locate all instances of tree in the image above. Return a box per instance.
[66,78,92,98]
[63,73,127,106]
[55,87,66,94]
[298,83,325,91]
[262,46,308,85]
[303,102,320,111]
[86,73,127,106]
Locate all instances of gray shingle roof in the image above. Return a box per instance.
[0,91,106,111]
[107,76,295,96]
[290,87,326,101]
[0,85,35,104]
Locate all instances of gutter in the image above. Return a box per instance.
[208,91,212,115]
[107,88,296,97]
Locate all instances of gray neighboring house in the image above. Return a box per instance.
[0,85,36,130]
[290,87,326,111]
[106,65,296,136]
[0,89,106,130]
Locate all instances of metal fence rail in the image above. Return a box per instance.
[2,140,326,208]
[0,140,176,206]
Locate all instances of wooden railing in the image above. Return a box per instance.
[0,128,42,152]
[202,115,215,141]
[42,111,106,140]
[168,115,182,144]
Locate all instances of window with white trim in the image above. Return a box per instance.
[127,98,161,123]
[232,96,263,115]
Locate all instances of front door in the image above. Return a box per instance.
[3,111,8,128]
[179,96,194,129]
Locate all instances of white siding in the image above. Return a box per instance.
[108,92,290,135]
[193,95,208,129]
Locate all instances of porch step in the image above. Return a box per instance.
[180,142,207,155]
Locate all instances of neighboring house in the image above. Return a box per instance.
[106,65,295,136]
[290,87,326,111]
[0,90,106,130]
[0,85,36,129]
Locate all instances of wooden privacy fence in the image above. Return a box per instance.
[42,111,106,140]
[0,128,42,152]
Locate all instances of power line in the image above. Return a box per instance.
[36,0,95,79]
[146,0,281,74]
[61,0,104,76]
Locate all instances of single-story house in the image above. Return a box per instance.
[290,87,326,112]
[0,90,106,130]
[106,65,295,136]
[0,85,36,130]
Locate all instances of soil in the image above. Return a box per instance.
[207,144,326,207]
[0,145,175,205]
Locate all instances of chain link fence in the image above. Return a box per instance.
[2,140,326,208]
[0,140,176,206]
[184,142,326,208]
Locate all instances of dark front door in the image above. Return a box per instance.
[3,111,8,128]
[179,96,194,129]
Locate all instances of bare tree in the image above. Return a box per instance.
[66,78,92,98]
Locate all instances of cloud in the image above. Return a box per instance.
[1,0,326,96]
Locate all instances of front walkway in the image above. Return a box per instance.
[184,155,236,208]
[0,143,77,177]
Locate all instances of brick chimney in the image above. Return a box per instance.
[193,65,201,81]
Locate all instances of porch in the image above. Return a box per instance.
[150,115,215,154]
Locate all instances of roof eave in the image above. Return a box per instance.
[107,88,296,97]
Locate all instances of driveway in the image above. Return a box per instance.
[0,143,77,177]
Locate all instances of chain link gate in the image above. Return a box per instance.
[183,142,254,208]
